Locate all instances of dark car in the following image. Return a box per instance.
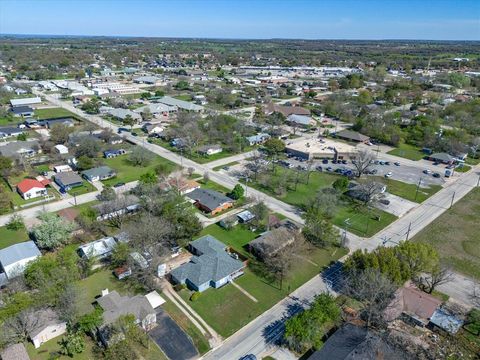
[239,355,257,360]
[335,168,343,173]
[326,167,333,172]
[117,127,130,133]
[316,166,323,171]
[394,162,401,166]
[432,172,441,178]
[322,159,329,164]
[113,182,126,188]
[379,199,391,205]
[385,161,391,165]
[433,161,440,166]
[342,160,347,164]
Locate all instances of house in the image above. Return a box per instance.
[0,241,41,279]
[96,290,156,346]
[54,144,69,155]
[308,323,403,360]
[54,164,72,173]
[249,226,296,260]
[10,97,41,107]
[0,140,39,158]
[384,281,442,327]
[428,152,456,164]
[334,129,370,143]
[345,182,386,202]
[92,195,140,221]
[142,123,164,135]
[287,114,315,127]
[264,102,311,117]
[246,133,270,146]
[1,343,30,360]
[159,177,200,195]
[82,166,116,182]
[37,117,75,129]
[133,75,160,84]
[429,308,464,334]
[218,214,239,229]
[186,188,234,215]
[11,105,34,117]
[103,149,126,158]
[77,237,117,260]
[135,103,177,117]
[170,235,245,292]
[156,96,203,112]
[0,126,25,139]
[54,171,83,192]
[237,210,255,223]
[104,107,142,123]
[198,144,223,156]
[16,178,48,200]
[29,309,67,348]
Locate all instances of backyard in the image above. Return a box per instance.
[0,226,29,250]
[101,154,177,186]
[413,187,480,280]
[387,143,425,161]
[180,223,347,337]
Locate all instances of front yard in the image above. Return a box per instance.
[67,181,96,197]
[376,177,442,203]
[179,223,347,337]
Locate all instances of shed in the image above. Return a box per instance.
[54,144,69,154]
[145,291,166,309]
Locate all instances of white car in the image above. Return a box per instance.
[384,171,393,178]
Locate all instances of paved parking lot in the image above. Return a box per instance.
[376,193,418,217]
[149,309,198,360]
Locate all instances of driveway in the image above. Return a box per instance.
[149,309,198,360]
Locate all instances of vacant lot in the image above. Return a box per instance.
[377,177,442,203]
[413,187,480,279]
[387,143,425,161]
[180,225,347,337]
[0,226,28,250]
[35,107,79,119]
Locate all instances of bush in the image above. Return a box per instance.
[190,292,201,301]
[6,214,25,231]
[173,283,186,292]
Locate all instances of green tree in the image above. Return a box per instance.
[0,155,13,176]
[129,147,153,166]
[16,133,27,141]
[303,206,340,247]
[111,242,131,268]
[50,123,73,144]
[76,155,94,171]
[81,99,100,114]
[31,212,75,250]
[59,331,85,357]
[154,89,165,97]
[140,92,151,100]
[228,184,244,200]
[175,80,189,90]
[264,138,285,172]
[123,115,135,130]
[332,177,349,193]
[98,186,116,201]
[139,171,157,184]
[284,293,341,353]
[6,214,25,231]
[77,307,103,336]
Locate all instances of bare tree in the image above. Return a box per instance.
[354,179,385,207]
[246,150,266,181]
[352,149,375,178]
[344,268,397,329]
[3,309,40,342]
[123,214,172,256]
[97,196,136,228]
[417,266,453,294]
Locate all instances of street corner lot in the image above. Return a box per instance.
[149,309,198,360]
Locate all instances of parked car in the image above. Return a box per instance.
[316,166,323,171]
[394,162,401,166]
[379,199,391,205]
[332,160,337,164]
[385,161,391,165]
[379,161,385,165]
[384,172,393,178]
[117,127,130,133]
[341,160,347,164]
[113,182,126,188]
[322,159,329,164]
[239,355,257,360]
[423,169,431,174]
[326,167,333,172]
[222,166,230,171]
[433,161,440,165]
[432,172,441,178]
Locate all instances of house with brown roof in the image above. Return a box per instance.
[160,177,200,195]
[264,102,311,118]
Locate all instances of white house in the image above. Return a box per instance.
[0,241,41,279]
[16,179,48,200]
[29,309,67,348]
[10,97,42,107]
[54,164,73,173]
[54,144,69,155]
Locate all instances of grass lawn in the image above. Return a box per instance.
[10,188,59,208]
[26,336,96,360]
[162,299,211,355]
[197,178,231,194]
[181,223,347,337]
[76,269,130,315]
[455,164,472,173]
[465,157,480,166]
[387,143,425,161]
[413,187,480,280]
[35,107,79,120]
[375,177,442,203]
[67,181,96,196]
[0,226,29,250]
[0,116,24,126]
[174,94,193,101]
[213,161,239,171]
[101,155,177,186]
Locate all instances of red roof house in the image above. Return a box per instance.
[16,179,48,200]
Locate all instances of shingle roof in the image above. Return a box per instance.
[11,105,33,114]
[335,129,370,142]
[1,343,30,360]
[0,241,41,268]
[157,96,203,112]
[186,188,233,212]
[54,171,83,186]
[82,166,115,179]
[170,235,244,288]
[287,114,313,126]
[97,290,154,325]
[17,178,46,193]
[429,308,463,334]
[430,152,455,162]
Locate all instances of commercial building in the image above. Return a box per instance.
[285,137,357,161]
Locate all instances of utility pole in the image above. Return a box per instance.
[450,191,456,209]
[406,222,412,241]
[414,177,422,201]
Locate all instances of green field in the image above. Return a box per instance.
[413,188,480,280]
[387,143,425,161]
[377,177,442,203]
[101,154,177,186]
[34,107,79,120]
[0,226,29,250]
[455,164,472,173]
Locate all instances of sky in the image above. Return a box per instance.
[0,0,479,40]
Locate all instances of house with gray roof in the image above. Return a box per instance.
[246,133,270,146]
[287,114,315,127]
[427,152,456,164]
[0,241,41,280]
[82,166,116,182]
[54,171,83,192]
[156,96,204,112]
[170,235,245,292]
[96,290,156,346]
[186,188,234,215]
[335,129,370,143]
[103,107,142,123]
[0,140,39,158]
[1,343,30,360]
[29,309,67,348]
[133,75,160,84]
[77,237,117,260]
[0,126,25,139]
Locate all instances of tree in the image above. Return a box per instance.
[6,214,25,231]
[98,186,116,201]
[249,201,269,230]
[81,99,100,114]
[140,92,151,100]
[141,107,152,122]
[139,171,157,184]
[104,340,139,360]
[75,137,101,158]
[59,331,85,357]
[352,149,375,178]
[417,265,453,294]
[32,212,75,249]
[3,308,40,342]
[57,283,79,324]
[264,138,285,172]
[111,242,131,268]
[76,155,94,171]
[354,179,385,207]
[123,214,172,256]
[332,177,349,193]
[50,123,73,144]
[16,132,27,141]
[0,155,13,177]
[123,115,135,130]
[77,307,103,336]
[154,89,165,97]
[228,184,244,200]
[246,151,266,181]
[175,80,189,90]
[344,268,397,328]
[303,206,341,248]
[283,293,341,353]
[203,171,210,184]
[129,147,153,166]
